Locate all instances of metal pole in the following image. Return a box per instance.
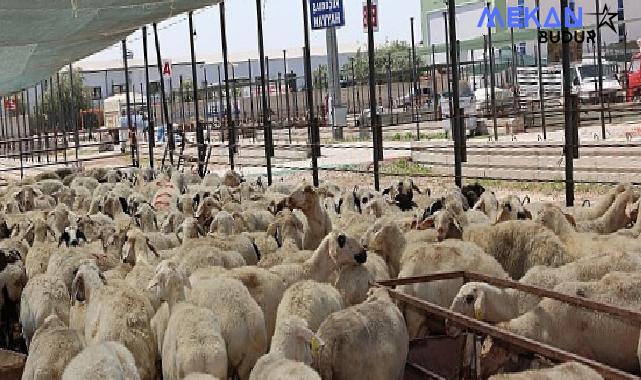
[448,0,462,188]
[536,0,547,140]
[411,17,420,140]
[142,26,155,169]
[366,0,380,191]
[283,51,292,143]
[153,23,174,166]
[432,45,438,121]
[510,28,519,113]
[188,12,205,177]
[472,50,476,91]
[256,0,273,185]
[17,93,24,178]
[302,0,319,187]
[220,2,235,171]
[595,0,605,139]
[561,0,574,206]
[352,59,358,120]
[487,4,498,141]
[443,12,453,119]
[249,60,256,142]
[122,40,137,167]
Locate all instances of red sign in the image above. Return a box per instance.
[162,60,172,78]
[362,1,379,33]
[4,99,16,111]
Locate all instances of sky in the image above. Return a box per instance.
[79,0,422,66]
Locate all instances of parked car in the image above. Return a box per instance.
[395,87,433,108]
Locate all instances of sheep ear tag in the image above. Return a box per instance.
[310,336,322,355]
[474,305,484,321]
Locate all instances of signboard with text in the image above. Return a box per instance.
[362,0,379,33]
[162,60,172,78]
[310,0,345,30]
[4,98,16,111]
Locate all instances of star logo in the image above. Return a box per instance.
[587,4,618,33]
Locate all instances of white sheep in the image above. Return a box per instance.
[134,203,158,232]
[569,183,626,221]
[73,262,157,380]
[275,280,344,333]
[284,183,332,250]
[20,273,71,347]
[62,341,140,380]
[315,287,409,380]
[493,272,641,373]
[463,220,573,279]
[397,240,509,338]
[147,261,228,380]
[573,188,638,234]
[249,316,322,380]
[209,210,235,235]
[174,245,246,278]
[268,231,367,289]
[22,314,85,380]
[188,276,268,380]
[488,362,604,380]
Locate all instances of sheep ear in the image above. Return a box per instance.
[473,291,485,321]
[146,239,159,257]
[494,208,511,224]
[563,213,577,227]
[474,197,486,213]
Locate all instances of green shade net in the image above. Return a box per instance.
[0,0,219,95]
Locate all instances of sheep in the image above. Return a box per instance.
[570,183,627,221]
[0,248,28,351]
[397,240,509,338]
[233,210,275,232]
[47,203,73,237]
[177,217,205,243]
[36,179,65,197]
[188,276,268,380]
[463,220,573,279]
[473,190,500,221]
[22,314,85,380]
[160,210,185,234]
[175,246,246,278]
[62,341,140,380]
[134,203,158,232]
[315,287,409,380]
[19,273,70,347]
[360,219,407,277]
[73,262,157,380]
[147,261,228,380]
[573,188,638,234]
[268,231,367,288]
[210,210,235,235]
[249,316,322,380]
[283,183,332,250]
[491,272,641,373]
[534,203,640,262]
[265,209,305,250]
[415,202,490,242]
[276,280,344,334]
[488,362,604,380]
[69,175,98,194]
[382,179,421,211]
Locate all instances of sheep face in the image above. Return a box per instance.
[121,231,158,265]
[15,187,38,212]
[0,216,11,239]
[272,316,324,365]
[496,196,531,223]
[147,260,189,303]
[194,198,220,228]
[352,187,376,214]
[223,170,243,188]
[71,262,105,304]
[533,205,576,234]
[176,218,204,243]
[449,283,486,324]
[328,232,367,266]
[361,220,397,252]
[286,184,319,212]
[58,226,87,247]
[416,210,459,241]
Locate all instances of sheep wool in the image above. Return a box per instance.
[62,341,140,380]
[488,362,603,380]
[20,274,70,347]
[276,280,344,334]
[22,314,85,380]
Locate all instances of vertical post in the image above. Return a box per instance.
[220,2,235,171]
[142,26,155,169]
[411,17,420,140]
[448,0,462,188]
[472,50,476,91]
[483,35,489,116]
[624,30,629,95]
[249,60,256,141]
[536,0,547,140]
[560,0,574,206]
[0,97,4,158]
[443,12,453,117]
[17,93,24,178]
[510,28,519,113]
[366,0,380,191]
[153,23,174,167]
[122,40,137,167]
[595,0,605,140]
[432,45,438,121]
[188,12,205,177]
[24,89,31,161]
[283,51,292,144]
[302,0,319,187]
[256,0,273,185]
[351,59,358,121]
[487,4,498,141]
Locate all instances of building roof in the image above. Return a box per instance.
[0,0,220,96]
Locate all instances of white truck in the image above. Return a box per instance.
[517,59,621,105]
[103,93,147,151]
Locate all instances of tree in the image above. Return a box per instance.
[341,40,425,81]
[38,69,93,134]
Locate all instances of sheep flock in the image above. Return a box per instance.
[1,165,641,379]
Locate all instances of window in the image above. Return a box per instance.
[91,87,102,100]
[112,84,126,95]
[519,42,526,55]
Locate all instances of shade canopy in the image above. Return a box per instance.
[0,0,219,95]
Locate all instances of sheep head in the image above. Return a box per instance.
[121,229,159,265]
[361,220,406,255]
[271,316,324,365]
[147,260,190,310]
[58,225,86,247]
[325,231,367,267]
[286,184,319,213]
[71,262,106,305]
